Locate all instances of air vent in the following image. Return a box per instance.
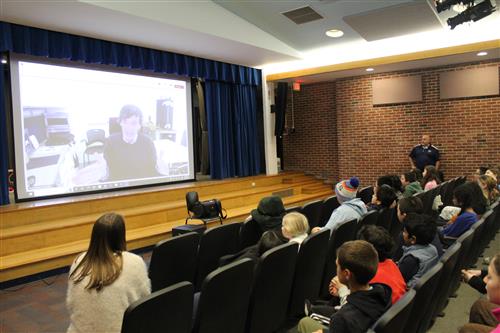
[282,6,324,24]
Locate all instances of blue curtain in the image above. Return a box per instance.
[205,81,260,179]
[0,63,8,205]
[0,22,263,204]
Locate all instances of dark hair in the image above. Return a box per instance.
[119,104,143,122]
[377,175,403,193]
[376,185,397,208]
[414,169,423,182]
[422,165,441,187]
[398,196,423,215]
[390,175,404,193]
[357,225,394,262]
[453,183,475,215]
[337,240,378,285]
[403,171,417,183]
[403,213,436,245]
[257,230,285,256]
[462,182,488,215]
[477,166,489,175]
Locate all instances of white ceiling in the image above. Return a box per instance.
[1,0,499,82]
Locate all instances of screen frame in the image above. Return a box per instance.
[9,53,196,202]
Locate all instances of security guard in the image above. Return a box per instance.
[409,134,440,171]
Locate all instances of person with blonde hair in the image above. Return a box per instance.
[478,175,500,206]
[282,212,310,245]
[66,213,150,333]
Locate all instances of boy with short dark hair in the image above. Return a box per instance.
[401,171,423,198]
[298,240,391,333]
[398,213,439,288]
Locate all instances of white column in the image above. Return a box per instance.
[261,72,278,175]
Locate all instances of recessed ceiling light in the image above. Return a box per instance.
[477,51,488,56]
[452,4,467,13]
[366,68,374,72]
[325,29,344,38]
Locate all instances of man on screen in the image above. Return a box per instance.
[104,105,159,181]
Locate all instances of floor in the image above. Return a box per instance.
[0,235,498,333]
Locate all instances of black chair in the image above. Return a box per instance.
[287,229,330,318]
[320,219,357,297]
[301,200,323,229]
[357,186,374,204]
[121,281,193,333]
[447,227,475,298]
[479,209,497,252]
[83,129,105,166]
[319,195,340,227]
[429,242,462,324]
[193,259,255,333]
[406,262,444,333]
[369,289,416,333]
[376,207,395,232]
[285,205,302,214]
[195,223,242,290]
[356,210,379,233]
[149,232,199,292]
[239,219,262,250]
[420,186,440,215]
[466,216,488,268]
[246,242,298,333]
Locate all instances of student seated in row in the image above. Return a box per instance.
[366,184,397,212]
[247,195,286,233]
[440,183,478,239]
[281,212,309,245]
[312,177,367,235]
[401,170,423,198]
[298,240,391,333]
[421,165,441,191]
[398,213,439,288]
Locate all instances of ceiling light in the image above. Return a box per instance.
[452,4,468,12]
[447,1,496,29]
[0,59,7,64]
[477,51,488,56]
[366,68,374,72]
[325,29,344,38]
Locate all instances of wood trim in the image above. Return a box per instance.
[266,40,500,81]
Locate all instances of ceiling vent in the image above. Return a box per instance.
[282,6,324,24]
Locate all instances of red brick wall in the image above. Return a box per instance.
[283,60,500,187]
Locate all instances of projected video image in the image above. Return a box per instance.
[13,61,194,200]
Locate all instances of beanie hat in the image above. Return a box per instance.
[251,196,286,231]
[335,177,360,203]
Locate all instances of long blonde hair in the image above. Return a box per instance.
[479,175,500,204]
[69,213,127,291]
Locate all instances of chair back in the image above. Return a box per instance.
[149,232,199,292]
[285,206,302,214]
[246,242,298,333]
[370,289,416,333]
[301,200,323,229]
[447,228,475,297]
[320,219,357,297]
[319,195,339,227]
[357,210,379,233]
[193,259,255,333]
[376,207,395,232]
[406,262,443,333]
[86,129,105,144]
[288,229,330,318]
[479,209,497,251]
[121,281,193,333]
[357,186,374,204]
[239,219,262,250]
[466,216,488,268]
[420,186,440,215]
[195,223,241,290]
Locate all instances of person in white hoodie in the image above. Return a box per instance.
[66,213,151,333]
[282,212,310,245]
[312,177,367,235]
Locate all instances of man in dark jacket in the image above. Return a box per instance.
[298,240,391,333]
[248,196,286,232]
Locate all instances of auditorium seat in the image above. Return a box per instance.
[148,232,199,292]
[376,207,395,232]
[357,186,374,204]
[121,281,193,333]
[239,219,262,250]
[320,219,357,297]
[407,262,444,333]
[246,242,298,333]
[287,229,330,318]
[479,209,497,252]
[368,289,416,333]
[356,210,379,233]
[319,195,339,227]
[300,200,323,229]
[466,216,488,268]
[195,223,241,290]
[193,259,254,333]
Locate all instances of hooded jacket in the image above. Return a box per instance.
[322,198,367,234]
[324,283,392,333]
[251,196,285,232]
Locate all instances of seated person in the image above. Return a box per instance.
[398,213,439,288]
[281,212,309,245]
[459,253,500,333]
[366,184,397,211]
[298,240,391,333]
[440,183,478,239]
[473,166,490,182]
[393,197,443,260]
[478,175,500,206]
[485,166,499,191]
[247,196,286,233]
[401,171,423,198]
[376,175,404,199]
[104,105,159,181]
[312,177,367,235]
[422,165,441,191]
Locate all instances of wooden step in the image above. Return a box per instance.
[282,174,316,184]
[302,183,332,194]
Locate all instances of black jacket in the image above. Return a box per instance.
[324,283,392,333]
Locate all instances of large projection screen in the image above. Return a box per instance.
[11,56,195,201]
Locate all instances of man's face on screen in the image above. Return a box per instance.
[120,115,141,142]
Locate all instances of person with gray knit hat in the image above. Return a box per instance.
[312,177,367,235]
[248,195,286,232]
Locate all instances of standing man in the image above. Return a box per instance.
[408,134,440,171]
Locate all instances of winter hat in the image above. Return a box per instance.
[335,177,360,204]
[251,196,286,231]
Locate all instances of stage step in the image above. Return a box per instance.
[0,173,333,282]
[301,183,332,194]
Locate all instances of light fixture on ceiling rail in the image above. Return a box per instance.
[434,0,497,29]
[435,0,475,13]
[366,68,374,72]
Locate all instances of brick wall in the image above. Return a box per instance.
[283,60,500,187]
